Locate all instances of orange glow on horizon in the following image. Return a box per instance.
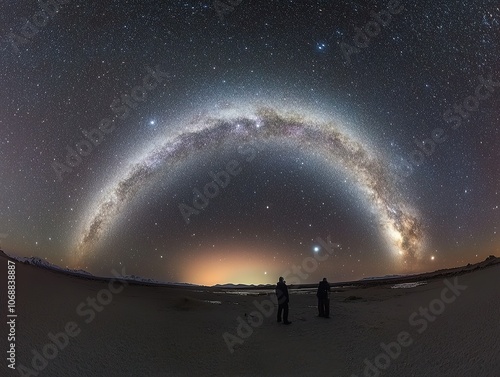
[181,247,278,286]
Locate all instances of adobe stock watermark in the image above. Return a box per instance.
[400,73,500,175]
[16,268,129,377]
[2,0,73,55]
[178,144,258,224]
[214,0,243,21]
[340,0,405,65]
[350,277,468,377]
[222,235,340,353]
[51,65,171,183]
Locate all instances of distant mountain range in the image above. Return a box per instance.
[214,283,271,288]
[11,255,93,276]
[1,251,196,287]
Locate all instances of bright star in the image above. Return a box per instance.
[313,246,320,252]
[150,120,155,125]
[316,42,327,52]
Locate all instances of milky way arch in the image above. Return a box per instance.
[73,106,424,265]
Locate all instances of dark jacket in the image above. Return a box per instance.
[275,281,289,304]
[316,280,330,299]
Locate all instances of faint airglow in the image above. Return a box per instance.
[182,246,281,285]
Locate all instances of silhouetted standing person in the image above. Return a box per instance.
[317,277,331,318]
[275,276,291,324]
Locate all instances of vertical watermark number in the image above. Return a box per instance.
[7,260,17,370]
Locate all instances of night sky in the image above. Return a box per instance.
[0,0,499,285]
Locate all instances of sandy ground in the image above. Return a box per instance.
[0,254,499,377]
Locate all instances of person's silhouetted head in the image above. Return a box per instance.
[323,277,327,282]
[279,276,284,282]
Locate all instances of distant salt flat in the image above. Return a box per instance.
[391,281,428,289]
[218,288,317,296]
[289,288,316,295]
[216,290,272,296]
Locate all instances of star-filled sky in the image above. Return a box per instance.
[0,0,499,285]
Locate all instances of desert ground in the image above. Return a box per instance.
[0,252,498,377]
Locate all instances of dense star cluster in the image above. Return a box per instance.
[0,0,498,285]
